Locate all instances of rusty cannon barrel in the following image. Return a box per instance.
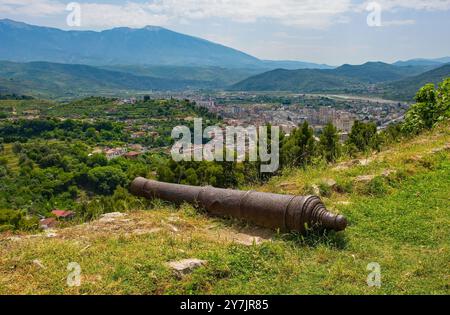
[130,177,347,234]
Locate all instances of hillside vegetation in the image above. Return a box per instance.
[380,64,450,100]
[231,62,450,101]
[0,121,448,294]
[0,61,215,98]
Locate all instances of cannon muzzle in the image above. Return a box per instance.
[130,177,347,234]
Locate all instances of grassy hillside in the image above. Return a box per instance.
[0,61,215,98]
[332,62,431,83]
[380,64,450,100]
[101,65,264,87]
[230,68,366,93]
[231,62,450,100]
[1,123,448,294]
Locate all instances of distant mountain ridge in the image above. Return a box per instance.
[0,19,331,70]
[231,61,429,90]
[379,64,450,100]
[230,62,450,100]
[393,57,450,67]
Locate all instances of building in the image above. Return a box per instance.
[51,210,75,219]
[128,144,143,152]
[104,147,127,160]
[131,131,147,139]
[124,151,141,159]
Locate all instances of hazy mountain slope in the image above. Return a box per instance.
[393,58,445,67]
[332,62,430,83]
[0,61,215,97]
[230,68,365,92]
[434,57,450,63]
[0,19,331,70]
[260,60,334,70]
[0,19,259,67]
[380,64,450,100]
[230,62,431,92]
[101,65,265,86]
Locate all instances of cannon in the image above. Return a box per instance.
[130,177,347,234]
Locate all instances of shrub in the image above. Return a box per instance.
[0,209,22,227]
[318,182,332,197]
[87,166,127,195]
[0,224,15,232]
[363,177,389,197]
[402,78,450,135]
[335,179,353,194]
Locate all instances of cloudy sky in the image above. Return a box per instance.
[1,0,449,65]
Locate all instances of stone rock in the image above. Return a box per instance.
[355,175,376,183]
[311,184,320,196]
[323,179,337,189]
[32,259,46,269]
[100,212,126,219]
[45,229,58,238]
[382,169,397,177]
[98,217,115,223]
[167,259,207,276]
[431,144,450,154]
[98,212,126,223]
[166,224,179,233]
[359,159,372,166]
[7,236,22,242]
[234,236,265,246]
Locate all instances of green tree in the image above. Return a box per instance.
[87,166,127,195]
[346,121,380,154]
[319,122,341,163]
[281,122,316,168]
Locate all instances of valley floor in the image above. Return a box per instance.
[0,124,449,295]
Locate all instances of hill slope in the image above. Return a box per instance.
[231,62,450,100]
[230,62,429,93]
[0,61,218,97]
[380,64,450,100]
[1,123,448,294]
[332,62,430,83]
[230,68,366,92]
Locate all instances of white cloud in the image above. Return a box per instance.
[0,0,448,29]
[382,19,416,26]
[359,0,450,12]
[0,0,64,16]
[0,0,353,29]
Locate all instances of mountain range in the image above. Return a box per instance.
[0,19,449,100]
[230,62,450,100]
[0,19,330,70]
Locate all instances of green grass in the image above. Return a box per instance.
[0,125,449,295]
[1,143,19,171]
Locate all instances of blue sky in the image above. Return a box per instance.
[0,0,449,65]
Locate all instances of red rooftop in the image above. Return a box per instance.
[51,210,75,219]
